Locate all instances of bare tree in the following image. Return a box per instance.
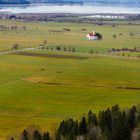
[44,40,47,46]
[13,44,20,50]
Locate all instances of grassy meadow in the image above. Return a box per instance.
[0,20,139,138]
[0,20,140,53]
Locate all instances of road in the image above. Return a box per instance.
[0,48,35,55]
[0,47,139,60]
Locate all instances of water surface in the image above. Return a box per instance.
[0,4,139,14]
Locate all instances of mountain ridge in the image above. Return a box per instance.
[0,0,139,6]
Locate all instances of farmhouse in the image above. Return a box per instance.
[86,31,102,40]
[86,31,98,40]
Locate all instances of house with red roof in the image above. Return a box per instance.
[86,31,98,40]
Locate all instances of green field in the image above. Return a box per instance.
[0,20,140,53]
[0,20,139,139]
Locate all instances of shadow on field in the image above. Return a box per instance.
[14,52,89,59]
[116,86,140,90]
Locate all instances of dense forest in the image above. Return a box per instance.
[11,105,140,140]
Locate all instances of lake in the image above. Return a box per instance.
[0,4,140,14]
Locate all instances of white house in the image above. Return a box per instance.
[86,31,98,40]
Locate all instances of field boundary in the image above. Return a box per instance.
[0,47,139,60]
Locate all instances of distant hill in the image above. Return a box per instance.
[85,0,140,5]
[0,0,29,4]
[0,0,139,6]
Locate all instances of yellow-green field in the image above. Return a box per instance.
[0,20,139,139]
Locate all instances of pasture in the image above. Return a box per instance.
[0,20,140,54]
[0,20,139,138]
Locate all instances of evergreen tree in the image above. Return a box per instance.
[98,111,106,132]
[110,105,122,140]
[88,110,98,126]
[111,112,122,140]
[74,120,79,136]
[132,105,137,113]
[120,111,131,140]
[111,111,131,140]
[79,117,87,135]
[88,110,93,125]
[57,120,65,136]
[111,105,121,130]
[66,119,76,140]
[21,130,28,140]
[33,130,42,140]
[137,109,140,124]
[56,119,77,140]
[92,113,98,126]
[42,132,50,140]
[104,108,112,139]
[128,106,137,130]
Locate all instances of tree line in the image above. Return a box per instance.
[0,25,27,30]
[10,105,140,140]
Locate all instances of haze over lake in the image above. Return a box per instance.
[0,4,140,14]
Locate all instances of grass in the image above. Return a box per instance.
[0,20,139,138]
[0,20,140,53]
[0,52,139,138]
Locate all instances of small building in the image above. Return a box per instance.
[86,31,99,40]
